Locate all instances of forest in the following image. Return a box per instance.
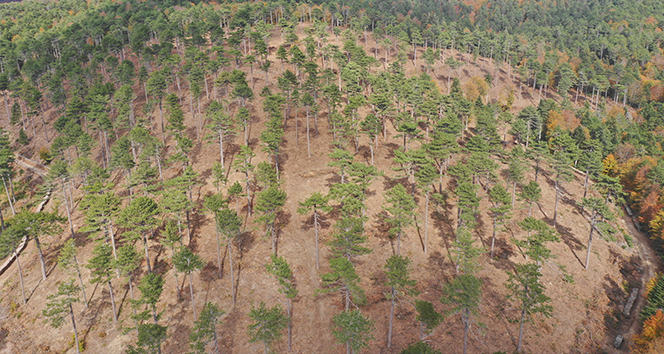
[0,0,663,353]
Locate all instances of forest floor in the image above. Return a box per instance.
[0,24,658,354]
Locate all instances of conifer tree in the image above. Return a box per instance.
[383,183,416,255]
[233,145,255,216]
[42,279,82,354]
[415,162,437,253]
[400,341,441,354]
[136,273,165,324]
[328,216,372,261]
[318,257,366,309]
[516,217,560,264]
[550,148,573,227]
[414,300,443,341]
[506,263,552,352]
[173,246,205,320]
[118,196,160,273]
[328,148,354,184]
[12,210,64,280]
[489,184,512,258]
[205,101,234,167]
[0,224,28,303]
[255,186,287,254]
[87,241,118,322]
[360,113,382,165]
[507,149,526,207]
[188,302,225,354]
[332,309,375,354]
[297,192,332,269]
[160,220,183,299]
[440,274,482,354]
[266,254,298,351]
[80,191,121,262]
[248,302,288,354]
[126,323,168,354]
[385,255,419,348]
[216,208,242,304]
[519,181,542,217]
[113,243,141,320]
[57,239,89,308]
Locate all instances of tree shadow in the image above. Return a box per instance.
[554,222,586,268]
[372,210,395,255]
[274,209,292,256]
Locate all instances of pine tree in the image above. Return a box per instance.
[414,300,443,341]
[506,263,552,352]
[233,144,255,216]
[80,191,121,264]
[42,279,82,354]
[266,254,298,351]
[161,220,183,299]
[136,273,165,324]
[57,241,88,308]
[385,255,419,348]
[516,217,560,264]
[550,141,574,228]
[247,302,288,354]
[118,196,160,273]
[383,184,416,255]
[0,224,28,303]
[415,161,437,253]
[173,246,205,320]
[255,186,287,254]
[400,341,441,354]
[506,148,526,207]
[86,241,118,322]
[318,257,366,309]
[489,184,512,258]
[519,181,541,217]
[216,208,242,304]
[328,148,354,184]
[113,243,141,321]
[188,302,225,354]
[126,323,168,354]
[332,309,375,354]
[328,216,372,261]
[297,192,332,269]
[205,101,234,167]
[12,210,64,281]
[441,274,482,354]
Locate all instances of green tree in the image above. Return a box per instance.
[489,184,512,258]
[233,145,255,216]
[247,302,288,354]
[57,239,88,308]
[297,192,332,269]
[216,208,242,304]
[12,210,64,281]
[113,243,141,321]
[506,263,552,352]
[383,183,417,255]
[400,341,441,354]
[385,255,419,348]
[255,186,287,254]
[188,302,225,354]
[519,181,542,217]
[550,142,574,228]
[42,279,82,354]
[205,101,234,167]
[117,196,160,273]
[332,309,375,354]
[80,191,121,264]
[136,273,165,324]
[318,257,366,309]
[328,148,354,184]
[173,246,205,320]
[441,274,482,354]
[516,217,560,264]
[507,149,526,207]
[328,216,372,261]
[0,224,28,303]
[414,300,443,341]
[86,241,118,322]
[126,323,168,354]
[266,254,298,351]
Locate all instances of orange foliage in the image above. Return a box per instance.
[632,310,664,353]
[603,154,619,177]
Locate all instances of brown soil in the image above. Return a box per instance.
[0,23,655,354]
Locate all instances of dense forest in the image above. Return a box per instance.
[0,0,663,353]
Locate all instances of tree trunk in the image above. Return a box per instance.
[62,181,75,238]
[306,108,311,157]
[517,307,526,352]
[16,254,26,304]
[3,177,14,215]
[424,192,429,254]
[189,272,196,321]
[70,303,81,354]
[219,131,225,167]
[159,101,165,138]
[491,215,497,258]
[463,309,469,354]
[229,239,236,304]
[33,236,47,280]
[216,228,222,279]
[388,287,395,348]
[143,232,152,273]
[553,181,560,228]
[314,212,320,269]
[585,219,595,270]
[108,280,118,323]
[74,256,88,308]
[583,169,589,198]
